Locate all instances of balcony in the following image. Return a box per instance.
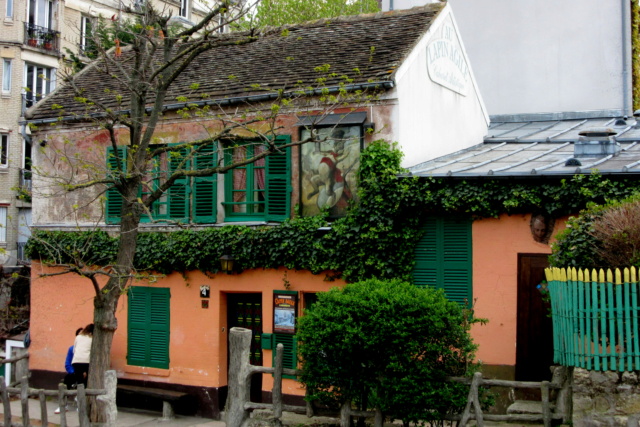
[23,23,60,55]
[17,169,32,203]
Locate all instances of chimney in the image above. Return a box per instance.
[575,127,620,158]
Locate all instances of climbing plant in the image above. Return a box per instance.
[26,140,640,283]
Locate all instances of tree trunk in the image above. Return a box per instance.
[88,181,142,422]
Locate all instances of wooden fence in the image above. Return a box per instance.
[0,366,117,427]
[546,266,640,371]
[226,327,571,427]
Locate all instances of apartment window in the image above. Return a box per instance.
[80,15,94,55]
[223,136,291,222]
[0,207,7,242]
[0,134,8,167]
[24,63,55,107]
[127,286,170,369]
[179,0,188,18]
[5,0,13,18]
[2,59,10,93]
[28,0,54,29]
[412,217,472,305]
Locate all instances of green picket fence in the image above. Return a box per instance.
[546,267,640,372]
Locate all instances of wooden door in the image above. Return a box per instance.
[516,254,553,382]
[228,293,263,402]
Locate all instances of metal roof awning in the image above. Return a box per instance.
[409,117,640,178]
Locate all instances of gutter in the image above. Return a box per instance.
[621,0,632,115]
[21,81,395,126]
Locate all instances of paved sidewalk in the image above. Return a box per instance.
[0,397,226,426]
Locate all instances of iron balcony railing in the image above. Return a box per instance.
[19,169,32,193]
[16,242,30,263]
[23,22,60,54]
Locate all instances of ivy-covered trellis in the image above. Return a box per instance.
[26,140,640,283]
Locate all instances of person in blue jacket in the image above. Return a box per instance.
[55,327,83,414]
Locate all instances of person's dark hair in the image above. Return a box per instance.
[75,327,83,336]
[81,324,94,336]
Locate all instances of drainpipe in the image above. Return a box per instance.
[621,0,631,115]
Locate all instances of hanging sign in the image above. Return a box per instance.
[273,291,298,334]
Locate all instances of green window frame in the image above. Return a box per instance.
[127,286,170,369]
[413,217,472,305]
[223,136,291,222]
[105,144,218,224]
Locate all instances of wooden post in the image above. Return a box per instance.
[459,372,483,427]
[226,327,253,427]
[374,408,383,427]
[273,343,284,419]
[39,389,48,427]
[340,401,351,427]
[15,348,29,385]
[541,381,551,427]
[96,370,118,426]
[58,382,67,427]
[20,375,30,427]
[77,383,90,427]
[1,377,11,426]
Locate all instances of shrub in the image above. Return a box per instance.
[550,193,640,269]
[297,279,480,425]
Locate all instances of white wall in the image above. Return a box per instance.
[382,0,632,117]
[392,4,489,168]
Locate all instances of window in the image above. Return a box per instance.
[412,217,472,305]
[0,207,7,242]
[127,286,170,369]
[5,0,13,18]
[2,59,11,93]
[106,139,291,225]
[106,144,218,224]
[80,15,94,55]
[28,0,53,29]
[223,136,291,222]
[0,134,8,167]
[272,333,297,378]
[179,0,188,18]
[24,63,55,108]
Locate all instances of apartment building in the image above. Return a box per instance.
[0,0,210,269]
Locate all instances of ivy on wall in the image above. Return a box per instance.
[26,140,640,283]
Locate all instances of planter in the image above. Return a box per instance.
[43,42,53,50]
[27,39,38,47]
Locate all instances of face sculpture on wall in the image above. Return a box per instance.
[530,213,554,244]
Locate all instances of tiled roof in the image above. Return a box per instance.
[409,117,640,177]
[26,4,444,121]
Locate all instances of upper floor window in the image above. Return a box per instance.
[80,15,94,56]
[23,63,55,108]
[2,59,11,93]
[0,134,8,167]
[223,136,291,222]
[106,138,292,225]
[179,0,189,18]
[0,206,7,242]
[28,0,54,29]
[5,0,13,18]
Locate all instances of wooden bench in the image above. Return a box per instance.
[117,384,189,420]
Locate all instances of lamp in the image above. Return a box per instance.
[220,254,235,274]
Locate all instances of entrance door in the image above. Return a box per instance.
[227,293,263,402]
[516,254,553,382]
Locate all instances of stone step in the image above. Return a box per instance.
[506,400,555,415]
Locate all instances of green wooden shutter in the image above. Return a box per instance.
[105,146,127,224]
[265,135,291,222]
[192,144,218,223]
[272,333,297,379]
[127,287,170,369]
[167,147,190,222]
[413,217,472,305]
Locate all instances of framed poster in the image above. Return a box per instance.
[273,291,298,334]
[300,125,361,217]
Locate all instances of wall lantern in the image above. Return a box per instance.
[220,254,235,274]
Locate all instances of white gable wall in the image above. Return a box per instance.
[392,4,489,168]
